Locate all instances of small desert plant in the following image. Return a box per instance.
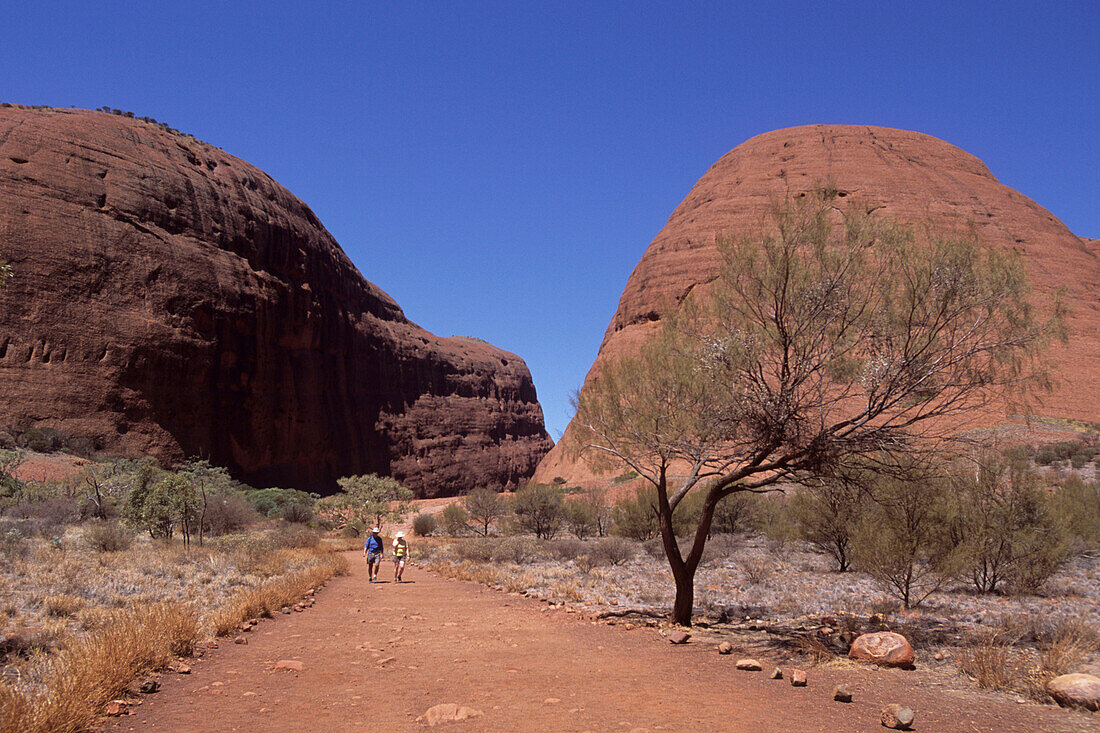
[591,536,637,566]
[203,493,261,535]
[463,488,505,536]
[42,594,85,618]
[563,499,598,539]
[545,538,586,562]
[82,521,133,552]
[412,512,438,536]
[441,503,470,536]
[741,557,774,585]
[956,630,1016,692]
[493,537,538,564]
[280,501,313,525]
[453,538,495,563]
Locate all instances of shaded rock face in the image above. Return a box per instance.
[0,107,551,495]
[537,124,1100,484]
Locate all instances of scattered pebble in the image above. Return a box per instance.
[880,704,915,730]
[832,684,852,703]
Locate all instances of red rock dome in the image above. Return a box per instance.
[0,106,552,495]
[537,125,1099,484]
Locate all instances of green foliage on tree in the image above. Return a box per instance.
[943,451,1070,593]
[852,463,962,608]
[123,472,197,542]
[573,192,1062,624]
[0,450,26,505]
[463,488,505,536]
[440,503,469,536]
[322,474,413,530]
[511,483,565,539]
[563,498,598,539]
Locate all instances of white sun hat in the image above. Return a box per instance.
[371,527,380,533]
[395,531,405,538]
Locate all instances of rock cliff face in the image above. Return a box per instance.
[0,106,551,495]
[536,124,1100,484]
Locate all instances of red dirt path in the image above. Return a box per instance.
[104,554,1093,732]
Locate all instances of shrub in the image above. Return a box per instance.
[591,536,637,566]
[83,520,133,552]
[463,488,505,536]
[454,538,495,563]
[1051,474,1100,551]
[412,513,437,537]
[441,503,470,536]
[17,426,66,453]
[944,453,1070,594]
[280,501,313,525]
[790,479,863,571]
[340,519,364,538]
[0,526,28,559]
[244,487,317,518]
[493,537,538,564]
[512,484,565,539]
[563,499,598,539]
[710,492,753,535]
[546,538,586,561]
[203,493,260,535]
[852,467,961,608]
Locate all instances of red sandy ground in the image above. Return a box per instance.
[102,554,1094,732]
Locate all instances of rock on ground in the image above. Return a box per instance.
[416,703,484,727]
[881,704,915,730]
[849,632,915,668]
[1047,673,1100,711]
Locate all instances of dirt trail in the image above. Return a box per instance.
[105,553,1092,732]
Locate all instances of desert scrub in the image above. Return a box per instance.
[0,602,198,733]
[0,529,349,733]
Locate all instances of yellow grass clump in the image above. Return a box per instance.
[0,603,197,733]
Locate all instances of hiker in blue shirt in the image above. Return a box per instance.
[363,527,384,582]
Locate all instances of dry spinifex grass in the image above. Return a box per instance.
[210,550,348,636]
[0,603,197,733]
[1,544,349,733]
[955,618,1100,702]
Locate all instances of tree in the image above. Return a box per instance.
[176,458,233,546]
[572,192,1061,625]
[853,464,961,607]
[441,503,469,536]
[790,476,863,571]
[563,499,598,539]
[511,483,565,539]
[463,488,504,536]
[580,488,613,537]
[944,450,1069,593]
[334,474,413,530]
[0,449,26,504]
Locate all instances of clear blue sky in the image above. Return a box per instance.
[4,2,1097,439]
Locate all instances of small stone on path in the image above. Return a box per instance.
[416,703,483,727]
[769,667,783,680]
[880,704,915,730]
[833,684,852,702]
[717,641,733,655]
[139,678,160,694]
[176,664,191,674]
[544,697,561,704]
[274,660,305,672]
[789,669,807,687]
[233,635,248,645]
[735,658,762,671]
[105,700,130,716]
[667,630,691,645]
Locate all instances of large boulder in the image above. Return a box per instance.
[848,632,915,668]
[1047,673,1100,711]
[0,106,552,494]
[536,125,1100,485]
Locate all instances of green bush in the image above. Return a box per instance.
[591,536,637,566]
[789,479,863,571]
[512,484,565,539]
[1051,474,1100,551]
[493,537,538,564]
[412,512,438,536]
[280,501,313,525]
[454,537,495,562]
[17,427,66,453]
[441,503,469,536]
[563,499,598,539]
[944,453,1070,594]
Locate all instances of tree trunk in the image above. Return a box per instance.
[672,567,694,626]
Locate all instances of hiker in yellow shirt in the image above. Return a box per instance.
[392,531,409,582]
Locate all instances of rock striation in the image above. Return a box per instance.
[0,106,551,495]
[537,124,1100,485]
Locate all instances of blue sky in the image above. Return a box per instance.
[4,2,1097,439]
